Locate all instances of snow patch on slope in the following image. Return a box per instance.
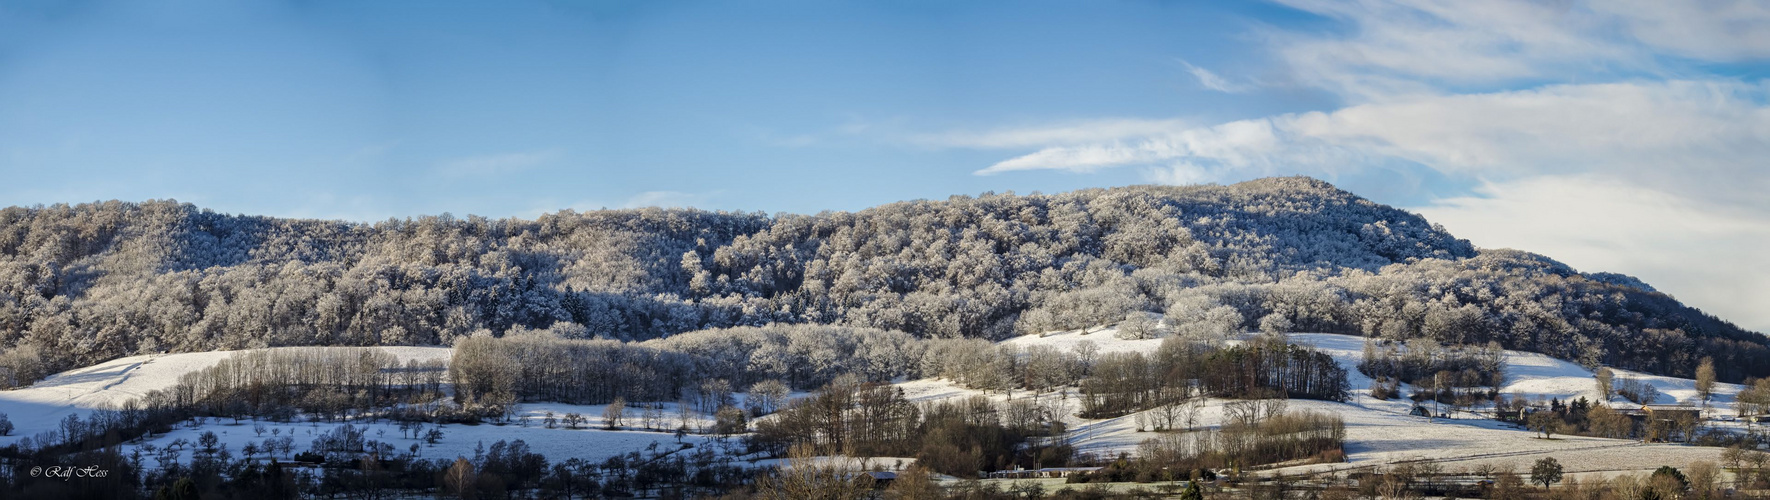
[0,346,452,445]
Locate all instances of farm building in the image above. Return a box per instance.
[1641,404,1701,421]
[984,466,1103,479]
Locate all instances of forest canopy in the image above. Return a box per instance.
[0,177,1761,386]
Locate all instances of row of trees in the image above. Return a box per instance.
[1738,378,1770,416]
[1130,409,1346,479]
[449,323,1091,415]
[170,347,447,422]
[750,377,1074,477]
[1359,338,1506,389]
[1079,334,1349,418]
[447,321,1348,425]
[1500,396,1718,444]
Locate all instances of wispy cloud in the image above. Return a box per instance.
[1265,0,1637,100]
[1263,0,1770,101]
[1181,61,1252,93]
[1588,0,1770,61]
[972,118,1284,175]
[621,190,709,209]
[976,81,1770,207]
[435,149,564,177]
[914,118,1192,150]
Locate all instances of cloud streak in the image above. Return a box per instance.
[920,118,1192,150]
[621,190,708,209]
[436,149,564,177]
[1182,61,1253,93]
[976,81,1770,205]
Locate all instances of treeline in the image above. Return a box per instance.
[1358,339,1505,387]
[1496,396,1736,445]
[446,323,1085,414]
[750,378,1074,477]
[172,347,448,422]
[447,323,1345,421]
[450,332,691,413]
[1738,378,1770,416]
[1112,409,1345,482]
[1079,335,1348,418]
[1,177,1763,389]
[1360,339,1505,403]
[1,347,448,465]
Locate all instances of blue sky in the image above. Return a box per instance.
[1,0,1768,331]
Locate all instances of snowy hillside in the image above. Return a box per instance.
[0,346,726,470]
[900,327,1738,476]
[0,346,451,446]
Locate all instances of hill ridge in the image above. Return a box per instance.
[0,177,1759,387]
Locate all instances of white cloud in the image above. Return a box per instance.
[435,149,563,177]
[1591,0,1770,61]
[620,190,707,209]
[1144,162,1216,186]
[1416,176,1770,332]
[1182,61,1252,93]
[974,81,1770,209]
[918,118,1191,150]
[1261,0,1770,101]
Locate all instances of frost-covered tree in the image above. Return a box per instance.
[602,396,626,429]
[1697,357,1717,403]
[748,380,790,416]
[1116,312,1162,340]
[1595,367,1615,402]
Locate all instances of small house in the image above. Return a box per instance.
[862,471,896,488]
[984,467,1102,479]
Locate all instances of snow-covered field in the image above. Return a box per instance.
[0,347,728,467]
[907,328,1740,475]
[0,327,1745,475]
[0,346,452,447]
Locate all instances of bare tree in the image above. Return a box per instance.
[1224,400,1260,426]
[1696,357,1717,405]
[443,457,475,500]
[603,396,626,429]
[755,444,874,500]
[1594,367,1614,402]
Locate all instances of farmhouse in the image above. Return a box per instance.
[984,466,1103,479]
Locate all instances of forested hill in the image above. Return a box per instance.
[0,176,1763,386]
